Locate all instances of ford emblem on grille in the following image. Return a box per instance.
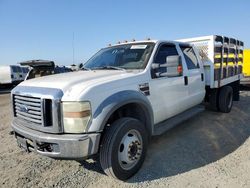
[19,105,29,113]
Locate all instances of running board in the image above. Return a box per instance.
[153,105,205,136]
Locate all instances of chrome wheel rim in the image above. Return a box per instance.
[118,129,143,170]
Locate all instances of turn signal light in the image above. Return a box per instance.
[177,65,183,74]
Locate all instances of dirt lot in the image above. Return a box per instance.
[0,91,250,188]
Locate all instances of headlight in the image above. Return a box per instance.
[62,101,91,133]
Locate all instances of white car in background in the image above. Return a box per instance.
[0,65,28,87]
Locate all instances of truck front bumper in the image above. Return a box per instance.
[12,119,101,160]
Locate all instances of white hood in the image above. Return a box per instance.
[19,70,136,92]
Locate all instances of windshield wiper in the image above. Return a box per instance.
[92,66,126,71]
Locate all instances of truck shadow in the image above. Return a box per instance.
[78,159,104,175]
[76,93,250,183]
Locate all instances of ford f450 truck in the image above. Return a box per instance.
[11,35,243,180]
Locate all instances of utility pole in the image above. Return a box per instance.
[72,32,75,65]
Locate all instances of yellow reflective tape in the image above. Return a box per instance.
[214,63,228,67]
[228,62,235,66]
[239,54,243,58]
[215,54,234,58]
[214,63,221,68]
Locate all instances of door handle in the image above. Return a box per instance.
[184,76,188,85]
[201,73,204,81]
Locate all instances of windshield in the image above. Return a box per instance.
[83,43,155,70]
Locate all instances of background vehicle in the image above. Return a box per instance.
[0,65,28,87]
[21,66,29,79]
[11,35,243,180]
[241,49,250,85]
[20,59,72,80]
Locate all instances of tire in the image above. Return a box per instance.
[232,80,240,101]
[207,89,219,111]
[99,117,148,180]
[218,86,233,113]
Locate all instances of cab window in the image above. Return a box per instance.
[17,66,22,73]
[11,66,18,72]
[180,46,199,69]
[152,44,179,78]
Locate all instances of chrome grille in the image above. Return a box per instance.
[14,95,42,125]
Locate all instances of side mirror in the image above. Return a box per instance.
[166,55,181,67]
[165,55,182,77]
[152,55,182,77]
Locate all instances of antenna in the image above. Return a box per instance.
[72,32,75,64]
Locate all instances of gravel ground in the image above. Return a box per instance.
[0,91,250,188]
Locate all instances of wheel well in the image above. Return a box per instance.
[205,80,239,103]
[105,103,152,136]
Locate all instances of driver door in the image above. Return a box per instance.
[148,43,189,124]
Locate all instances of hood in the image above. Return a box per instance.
[19,70,136,92]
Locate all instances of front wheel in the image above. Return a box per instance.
[99,117,148,180]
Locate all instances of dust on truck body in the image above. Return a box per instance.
[11,35,243,180]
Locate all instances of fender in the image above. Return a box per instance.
[87,90,154,135]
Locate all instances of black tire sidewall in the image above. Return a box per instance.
[107,118,148,180]
[227,89,233,110]
[219,86,233,113]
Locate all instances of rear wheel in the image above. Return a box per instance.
[99,117,148,180]
[218,86,233,113]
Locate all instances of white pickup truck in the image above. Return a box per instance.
[11,35,244,180]
[0,65,28,87]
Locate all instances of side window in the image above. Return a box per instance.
[12,66,17,73]
[17,66,22,73]
[152,44,179,78]
[180,46,199,69]
[155,45,178,64]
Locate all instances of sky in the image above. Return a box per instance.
[0,0,249,66]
